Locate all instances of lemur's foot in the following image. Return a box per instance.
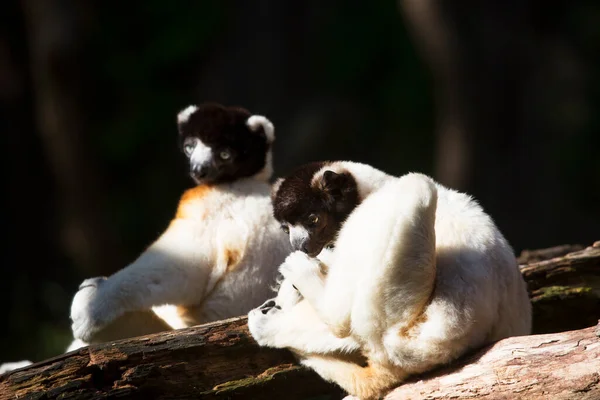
[70,277,117,342]
[248,298,283,347]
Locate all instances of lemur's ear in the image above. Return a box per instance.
[177,105,198,135]
[246,115,275,144]
[316,169,358,213]
[271,177,284,201]
[320,170,344,191]
[316,170,351,201]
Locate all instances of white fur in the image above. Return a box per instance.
[70,177,292,345]
[271,177,284,196]
[249,162,531,399]
[177,105,198,124]
[311,161,393,201]
[66,339,87,352]
[288,225,310,250]
[246,115,275,183]
[151,304,188,329]
[189,140,213,167]
[246,115,275,144]
[0,360,32,374]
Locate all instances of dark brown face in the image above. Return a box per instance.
[177,102,270,184]
[272,162,359,256]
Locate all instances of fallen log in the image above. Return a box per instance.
[2,242,599,399]
[0,317,344,400]
[520,242,600,334]
[385,322,600,400]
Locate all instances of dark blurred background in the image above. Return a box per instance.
[0,0,598,362]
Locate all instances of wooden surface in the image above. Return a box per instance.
[0,317,343,400]
[521,242,600,334]
[1,242,599,399]
[385,322,600,399]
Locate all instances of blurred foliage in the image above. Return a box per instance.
[0,0,598,364]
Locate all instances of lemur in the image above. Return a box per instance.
[66,103,292,348]
[248,161,532,400]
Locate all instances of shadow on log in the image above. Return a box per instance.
[1,242,599,400]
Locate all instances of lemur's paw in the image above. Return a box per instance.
[279,251,322,290]
[70,276,116,342]
[248,298,282,347]
[78,277,107,290]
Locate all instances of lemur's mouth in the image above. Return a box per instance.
[306,240,324,257]
[307,249,321,257]
[306,241,334,257]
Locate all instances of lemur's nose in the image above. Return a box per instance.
[192,164,209,178]
[290,236,309,253]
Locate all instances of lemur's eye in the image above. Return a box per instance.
[281,224,289,234]
[219,150,231,160]
[325,243,335,250]
[183,142,195,156]
[307,214,319,227]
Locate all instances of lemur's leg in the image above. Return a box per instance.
[248,295,360,355]
[302,356,405,400]
[71,219,218,342]
[249,291,402,400]
[348,174,438,341]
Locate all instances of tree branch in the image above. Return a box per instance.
[2,242,599,399]
[386,322,600,399]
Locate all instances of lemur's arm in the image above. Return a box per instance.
[248,296,360,355]
[71,219,217,342]
[279,251,356,338]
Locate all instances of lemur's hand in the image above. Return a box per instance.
[247,298,283,347]
[70,277,119,342]
[279,251,325,303]
[279,251,322,291]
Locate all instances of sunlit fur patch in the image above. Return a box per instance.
[175,185,214,220]
[189,140,213,167]
[246,115,275,144]
[177,105,198,124]
[151,304,191,329]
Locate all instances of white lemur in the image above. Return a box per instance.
[65,103,293,349]
[248,161,532,400]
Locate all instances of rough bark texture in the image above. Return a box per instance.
[1,242,599,400]
[0,318,344,400]
[385,322,600,400]
[521,242,600,334]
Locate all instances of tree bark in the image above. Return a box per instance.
[385,322,600,400]
[1,242,599,399]
[521,242,600,334]
[0,317,344,400]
